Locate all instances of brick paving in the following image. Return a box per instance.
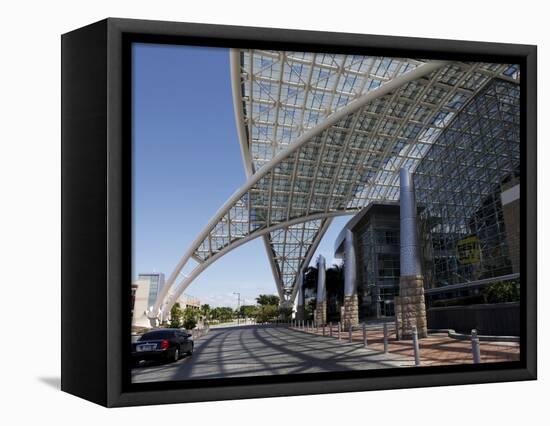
[295,323,519,366]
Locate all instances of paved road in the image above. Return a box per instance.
[131,325,414,383]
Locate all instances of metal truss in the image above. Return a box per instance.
[149,55,519,321]
[230,50,426,302]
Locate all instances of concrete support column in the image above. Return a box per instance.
[316,255,327,325]
[396,168,428,339]
[295,272,305,321]
[343,229,359,328]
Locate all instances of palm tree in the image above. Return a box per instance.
[200,304,211,321]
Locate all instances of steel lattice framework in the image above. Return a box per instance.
[149,51,519,322]
[230,51,426,301]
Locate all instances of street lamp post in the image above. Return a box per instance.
[233,292,241,325]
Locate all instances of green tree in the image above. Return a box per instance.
[256,294,280,306]
[200,304,211,320]
[278,305,293,321]
[211,306,235,323]
[239,304,258,318]
[182,307,198,330]
[305,298,316,320]
[169,303,183,328]
[255,304,278,323]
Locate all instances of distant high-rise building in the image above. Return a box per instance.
[138,273,165,310]
[131,278,151,328]
[130,273,165,328]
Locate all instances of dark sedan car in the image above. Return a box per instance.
[132,328,194,365]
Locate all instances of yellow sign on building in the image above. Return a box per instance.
[457,236,481,264]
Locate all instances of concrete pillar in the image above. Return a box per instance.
[295,272,305,321]
[316,255,327,325]
[396,168,428,339]
[342,229,359,328]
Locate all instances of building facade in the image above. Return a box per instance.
[132,272,202,328]
[333,79,521,324]
[176,294,201,310]
[131,278,151,328]
[335,203,401,320]
[137,273,165,309]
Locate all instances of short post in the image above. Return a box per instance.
[329,321,333,337]
[348,325,353,343]
[395,316,400,341]
[338,322,341,341]
[471,329,481,364]
[322,324,326,336]
[412,325,420,366]
[362,322,368,348]
[383,323,389,354]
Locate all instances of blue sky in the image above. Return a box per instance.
[133,43,347,308]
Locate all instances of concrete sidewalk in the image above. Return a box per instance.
[296,323,520,366]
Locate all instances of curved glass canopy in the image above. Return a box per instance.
[149,50,519,321]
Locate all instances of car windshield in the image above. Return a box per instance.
[139,330,174,340]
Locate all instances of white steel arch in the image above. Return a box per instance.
[230,49,334,302]
[149,57,517,322]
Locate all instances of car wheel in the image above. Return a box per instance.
[173,347,180,362]
[187,344,194,356]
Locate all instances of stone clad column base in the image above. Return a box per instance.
[315,301,326,325]
[342,294,359,329]
[395,275,428,339]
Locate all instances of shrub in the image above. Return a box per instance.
[255,304,278,323]
[483,280,520,304]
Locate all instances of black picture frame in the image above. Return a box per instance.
[61,17,537,407]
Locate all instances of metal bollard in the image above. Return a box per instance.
[348,325,353,343]
[329,322,333,337]
[322,324,326,336]
[338,322,341,341]
[363,322,368,348]
[383,323,389,354]
[412,325,420,366]
[471,329,481,364]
